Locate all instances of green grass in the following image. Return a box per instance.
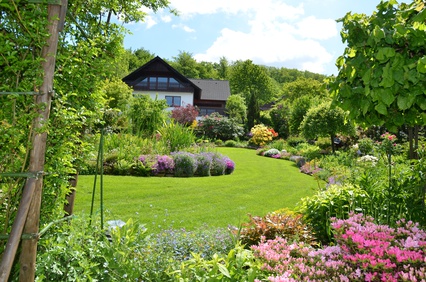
[74,147,322,233]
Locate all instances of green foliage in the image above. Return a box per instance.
[300,101,355,151]
[289,96,315,135]
[127,47,156,73]
[129,95,168,137]
[157,120,196,153]
[315,137,332,151]
[102,77,133,111]
[281,77,325,103]
[225,94,247,123]
[270,102,291,139]
[36,216,148,281]
[171,51,202,78]
[328,1,426,133]
[295,143,322,161]
[267,139,288,151]
[237,211,317,247]
[286,136,306,147]
[36,216,235,281]
[224,140,237,147]
[171,244,264,282]
[357,137,375,155]
[196,113,244,141]
[230,60,276,129]
[297,184,369,244]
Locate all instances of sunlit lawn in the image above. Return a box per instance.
[74,147,322,233]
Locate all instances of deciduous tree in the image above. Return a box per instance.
[328,0,426,158]
[300,101,355,152]
[229,60,276,129]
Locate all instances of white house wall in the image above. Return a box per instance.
[133,90,194,111]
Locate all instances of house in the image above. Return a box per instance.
[122,56,231,116]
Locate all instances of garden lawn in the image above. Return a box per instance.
[74,147,322,233]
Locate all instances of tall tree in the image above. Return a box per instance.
[128,48,156,73]
[300,101,355,153]
[328,0,426,158]
[214,56,230,80]
[171,51,200,78]
[281,77,325,102]
[225,94,247,123]
[229,60,275,129]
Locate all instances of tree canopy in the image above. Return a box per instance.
[300,101,355,152]
[328,0,426,153]
[229,60,276,129]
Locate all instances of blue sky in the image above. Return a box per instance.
[122,0,383,76]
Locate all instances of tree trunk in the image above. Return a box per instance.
[64,174,78,216]
[19,3,63,281]
[330,135,335,153]
[407,125,419,159]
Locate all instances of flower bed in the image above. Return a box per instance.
[139,151,235,177]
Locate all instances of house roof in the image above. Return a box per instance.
[122,56,202,97]
[189,79,231,101]
[122,56,231,102]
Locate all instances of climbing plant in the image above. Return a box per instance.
[0,0,173,277]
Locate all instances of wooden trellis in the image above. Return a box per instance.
[0,1,67,281]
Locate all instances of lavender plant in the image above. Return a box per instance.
[151,155,174,175]
[172,152,197,177]
[195,152,213,176]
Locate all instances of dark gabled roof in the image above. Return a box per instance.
[189,79,231,101]
[122,56,201,96]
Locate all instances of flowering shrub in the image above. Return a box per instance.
[172,152,197,177]
[196,112,244,141]
[151,155,174,175]
[263,148,281,158]
[299,161,321,175]
[298,184,369,244]
[237,211,317,248]
[357,154,378,166]
[195,152,212,176]
[253,213,426,281]
[250,124,276,146]
[224,156,235,175]
[377,132,398,156]
[210,153,227,176]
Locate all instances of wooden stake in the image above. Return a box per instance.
[18,2,64,280]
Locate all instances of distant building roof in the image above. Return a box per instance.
[189,79,231,101]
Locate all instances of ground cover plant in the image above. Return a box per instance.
[74,147,321,233]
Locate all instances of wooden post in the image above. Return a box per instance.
[0,178,37,281]
[18,2,64,281]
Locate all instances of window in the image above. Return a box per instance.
[165,96,181,107]
[148,77,156,90]
[158,77,168,90]
[169,78,180,89]
[136,77,148,87]
[134,77,185,91]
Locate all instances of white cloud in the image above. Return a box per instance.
[161,15,172,23]
[191,1,337,73]
[169,0,304,19]
[144,15,157,29]
[172,23,195,33]
[296,16,337,40]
